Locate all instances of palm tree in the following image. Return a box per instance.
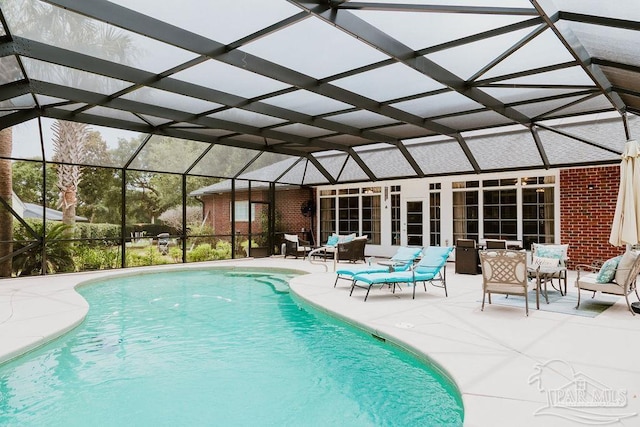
[0,128,13,277]
[52,120,89,229]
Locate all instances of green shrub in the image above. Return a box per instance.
[240,239,258,256]
[12,222,75,276]
[169,247,182,262]
[186,223,215,248]
[214,240,232,260]
[187,243,214,262]
[126,246,170,267]
[74,246,120,270]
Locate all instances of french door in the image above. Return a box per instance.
[405,199,425,247]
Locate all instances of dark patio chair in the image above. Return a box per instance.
[157,233,170,255]
[336,237,367,263]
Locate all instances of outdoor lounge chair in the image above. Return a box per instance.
[575,250,640,315]
[479,249,530,315]
[334,246,423,288]
[349,246,453,301]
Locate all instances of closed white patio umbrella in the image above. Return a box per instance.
[609,139,640,246]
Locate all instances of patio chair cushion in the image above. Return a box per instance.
[596,256,622,283]
[284,234,299,243]
[576,273,625,294]
[393,246,424,263]
[615,251,639,285]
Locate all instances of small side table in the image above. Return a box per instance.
[527,265,568,309]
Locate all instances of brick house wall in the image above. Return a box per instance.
[275,187,316,243]
[200,187,314,243]
[560,166,625,268]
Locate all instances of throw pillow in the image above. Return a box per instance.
[535,244,565,260]
[339,233,356,243]
[326,235,339,246]
[596,256,622,283]
[615,251,639,285]
[532,256,560,268]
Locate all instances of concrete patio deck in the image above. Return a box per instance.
[1,257,639,426]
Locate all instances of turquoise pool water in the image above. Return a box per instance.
[0,268,463,426]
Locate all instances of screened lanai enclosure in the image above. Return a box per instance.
[1,0,640,277]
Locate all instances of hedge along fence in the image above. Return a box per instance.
[12,220,184,243]
[13,219,121,242]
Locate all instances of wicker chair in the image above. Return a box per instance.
[336,237,367,263]
[283,234,312,259]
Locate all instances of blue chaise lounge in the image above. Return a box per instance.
[350,246,454,301]
[333,246,423,288]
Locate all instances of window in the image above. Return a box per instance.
[453,188,479,243]
[406,200,423,246]
[522,187,554,250]
[319,186,381,244]
[233,201,255,222]
[483,188,517,240]
[338,196,359,235]
[390,186,401,246]
[319,197,335,244]
[429,191,441,246]
[362,193,381,244]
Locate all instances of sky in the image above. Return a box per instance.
[10,117,143,160]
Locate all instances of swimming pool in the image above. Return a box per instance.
[0,268,463,426]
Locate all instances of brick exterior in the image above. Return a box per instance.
[560,166,625,268]
[275,188,316,243]
[200,187,315,243]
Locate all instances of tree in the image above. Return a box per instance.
[52,120,89,230]
[158,205,203,230]
[76,131,121,224]
[12,161,58,206]
[0,128,13,277]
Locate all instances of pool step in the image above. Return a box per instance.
[224,271,290,293]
